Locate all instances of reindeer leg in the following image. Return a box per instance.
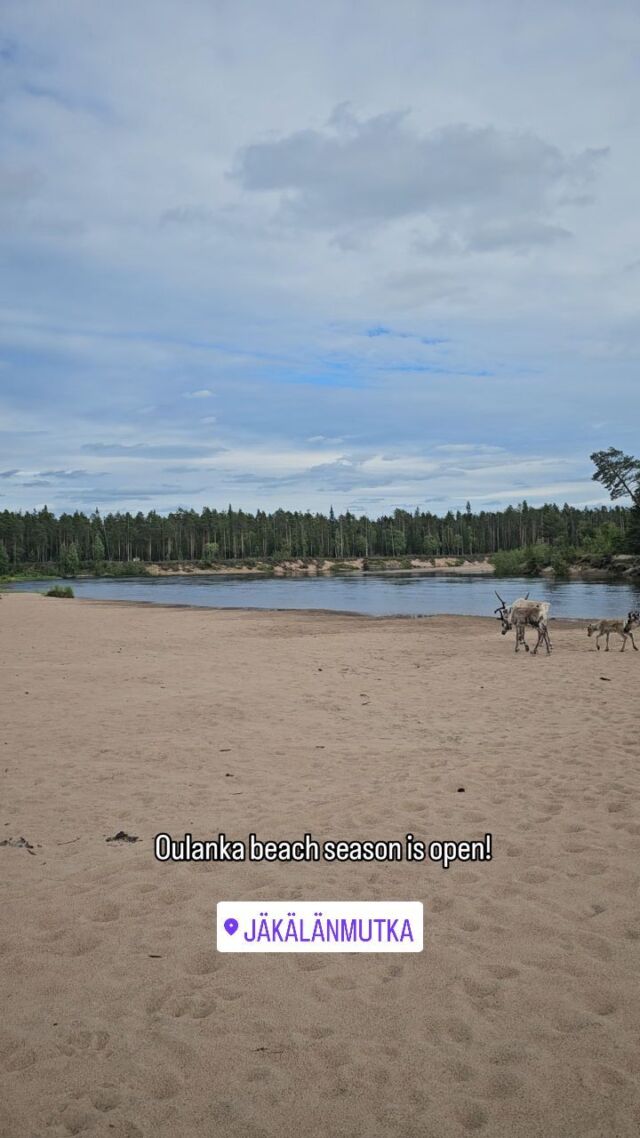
[631,632,638,651]
[621,633,626,653]
[605,632,610,651]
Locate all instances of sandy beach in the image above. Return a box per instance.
[2,592,640,1138]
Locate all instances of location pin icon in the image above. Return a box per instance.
[224,917,239,936]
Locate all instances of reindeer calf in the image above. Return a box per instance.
[587,611,640,652]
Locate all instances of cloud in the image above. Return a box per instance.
[0,163,42,203]
[434,444,504,454]
[466,220,572,252]
[82,443,224,459]
[365,325,448,344]
[233,106,607,249]
[0,3,636,518]
[66,485,205,505]
[39,468,103,480]
[160,206,217,228]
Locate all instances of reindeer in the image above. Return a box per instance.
[494,592,552,655]
[587,611,640,652]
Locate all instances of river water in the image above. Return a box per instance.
[7,572,640,619]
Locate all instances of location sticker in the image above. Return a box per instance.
[217,901,424,952]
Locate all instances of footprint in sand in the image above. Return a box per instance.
[585,991,618,1016]
[144,1068,182,1101]
[2,1042,37,1072]
[456,1100,488,1130]
[447,1059,476,1083]
[483,1070,522,1099]
[57,1102,96,1134]
[521,869,550,884]
[487,1041,530,1066]
[296,957,327,972]
[487,964,519,980]
[326,975,357,991]
[591,1063,631,1088]
[90,900,120,923]
[553,1008,600,1034]
[430,896,454,913]
[157,992,217,1020]
[185,950,221,976]
[91,1086,122,1112]
[382,963,404,981]
[447,1017,473,1044]
[57,1027,110,1057]
[45,929,101,958]
[462,977,499,999]
[308,1025,335,1040]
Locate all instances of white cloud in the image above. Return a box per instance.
[233,106,606,250]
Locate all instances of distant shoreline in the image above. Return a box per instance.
[3,552,640,585]
[144,556,496,578]
[1,555,494,583]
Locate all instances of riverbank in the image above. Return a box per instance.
[1,555,494,583]
[2,593,639,1137]
[149,555,496,577]
[4,551,640,586]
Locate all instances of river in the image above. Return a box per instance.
[7,572,640,619]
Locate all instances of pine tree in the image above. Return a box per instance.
[59,541,80,578]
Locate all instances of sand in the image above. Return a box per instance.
[145,556,494,576]
[2,592,639,1138]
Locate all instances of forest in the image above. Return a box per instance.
[1,449,638,577]
[0,499,636,577]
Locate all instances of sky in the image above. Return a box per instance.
[1,0,639,518]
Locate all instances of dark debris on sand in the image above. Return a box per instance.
[1,836,35,854]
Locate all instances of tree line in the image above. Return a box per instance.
[0,500,636,574]
[0,449,637,574]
